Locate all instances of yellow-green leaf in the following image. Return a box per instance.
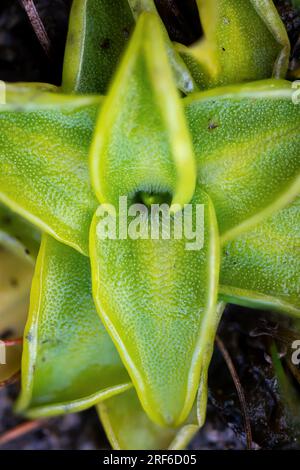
[249,0,290,77]
[176,0,290,89]
[185,80,300,242]
[90,12,197,210]
[0,247,33,383]
[62,0,135,94]
[127,0,197,94]
[97,388,198,450]
[0,86,101,256]
[220,197,300,317]
[90,186,220,427]
[16,235,131,418]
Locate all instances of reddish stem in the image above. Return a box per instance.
[2,338,23,347]
[0,371,20,390]
[0,420,44,446]
[19,0,51,57]
[216,335,253,450]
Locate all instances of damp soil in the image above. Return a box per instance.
[0,0,300,450]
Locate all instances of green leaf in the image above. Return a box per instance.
[97,388,198,450]
[176,0,290,89]
[62,0,135,94]
[6,82,58,93]
[90,12,197,210]
[0,85,101,256]
[185,80,300,242]
[220,197,300,317]
[127,0,197,94]
[90,185,220,427]
[0,203,40,264]
[249,0,290,77]
[16,235,131,418]
[62,0,196,96]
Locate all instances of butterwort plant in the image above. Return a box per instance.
[0,0,299,450]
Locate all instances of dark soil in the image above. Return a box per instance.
[0,0,72,84]
[0,383,109,449]
[0,0,300,451]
